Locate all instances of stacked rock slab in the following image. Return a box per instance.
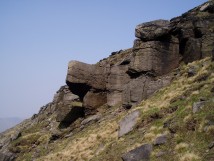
[66,1,214,113]
[123,20,180,107]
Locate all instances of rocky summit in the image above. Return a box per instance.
[1,1,214,161]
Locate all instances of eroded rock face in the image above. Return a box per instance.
[170,1,214,62]
[35,85,84,128]
[131,38,180,76]
[107,65,131,106]
[66,1,214,112]
[83,90,107,115]
[123,75,172,107]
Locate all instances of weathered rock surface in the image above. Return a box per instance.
[83,90,107,115]
[118,110,139,137]
[154,134,168,146]
[66,1,214,110]
[122,144,153,161]
[170,1,214,62]
[107,65,131,106]
[66,61,106,91]
[135,19,170,41]
[1,2,213,161]
[131,38,180,76]
[123,75,172,107]
[81,114,102,126]
[0,152,15,161]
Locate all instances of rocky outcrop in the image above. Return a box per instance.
[1,2,213,161]
[170,1,214,62]
[32,85,84,128]
[66,1,214,112]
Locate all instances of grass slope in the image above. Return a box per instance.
[10,57,214,161]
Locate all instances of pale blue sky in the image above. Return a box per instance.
[0,0,207,118]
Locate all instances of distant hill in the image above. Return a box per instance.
[0,117,23,133]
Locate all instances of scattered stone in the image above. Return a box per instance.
[186,119,197,131]
[121,144,153,161]
[154,134,168,146]
[49,130,62,142]
[10,131,21,141]
[209,142,214,149]
[188,66,196,77]
[0,152,15,161]
[156,151,166,157]
[111,50,123,56]
[65,132,73,138]
[81,114,102,126]
[49,134,60,142]
[31,114,37,120]
[192,101,206,113]
[168,122,179,133]
[118,110,140,137]
[199,97,207,102]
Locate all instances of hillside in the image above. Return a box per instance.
[0,1,214,161]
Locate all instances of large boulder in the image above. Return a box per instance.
[66,61,106,97]
[135,19,170,41]
[118,110,140,137]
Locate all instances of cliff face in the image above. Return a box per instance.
[0,1,214,161]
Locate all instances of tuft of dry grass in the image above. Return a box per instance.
[175,143,189,152]
[179,152,200,161]
[37,121,118,161]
